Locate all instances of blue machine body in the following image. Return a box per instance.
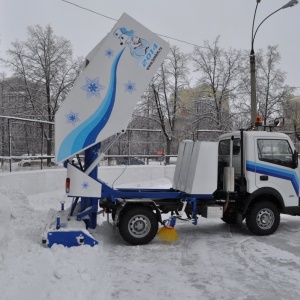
[46,230,98,248]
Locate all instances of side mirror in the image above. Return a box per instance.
[274,117,284,127]
[292,150,298,169]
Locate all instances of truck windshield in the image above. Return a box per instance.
[257,139,293,168]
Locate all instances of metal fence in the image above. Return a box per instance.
[4,115,298,173]
[0,115,55,172]
[0,116,175,172]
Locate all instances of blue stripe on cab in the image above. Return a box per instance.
[246,160,299,195]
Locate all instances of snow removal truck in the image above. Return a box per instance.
[42,14,300,248]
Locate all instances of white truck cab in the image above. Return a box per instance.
[217,130,300,235]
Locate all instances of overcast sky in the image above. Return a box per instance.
[1,0,299,94]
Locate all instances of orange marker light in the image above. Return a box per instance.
[255,116,263,126]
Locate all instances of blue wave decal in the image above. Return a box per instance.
[246,160,299,195]
[58,48,125,161]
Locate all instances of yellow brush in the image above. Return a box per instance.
[157,216,178,242]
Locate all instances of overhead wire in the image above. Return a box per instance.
[61,0,117,21]
[60,0,298,60]
[60,0,204,48]
[60,0,299,90]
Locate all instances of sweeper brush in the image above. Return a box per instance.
[156,216,178,242]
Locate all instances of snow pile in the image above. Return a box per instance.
[0,189,11,243]
[0,187,111,299]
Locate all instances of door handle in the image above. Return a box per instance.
[260,175,268,181]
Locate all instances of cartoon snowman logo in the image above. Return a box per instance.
[113,27,149,59]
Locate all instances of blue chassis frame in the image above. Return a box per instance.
[69,143,214,230]
[71,178,214,229]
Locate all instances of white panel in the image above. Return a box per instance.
[185,142,218,195]
[177,141,194,192]
[67,164,102,198]
[172,140,190,190]
[55,13,170,163]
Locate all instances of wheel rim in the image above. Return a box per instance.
[128,215,151,238]
[256,208,274,230]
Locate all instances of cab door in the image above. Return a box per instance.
[254,138,299,207]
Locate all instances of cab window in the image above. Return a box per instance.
[257,139,293,168]
[219,138,240,155]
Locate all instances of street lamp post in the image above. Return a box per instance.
[250,0,299,126]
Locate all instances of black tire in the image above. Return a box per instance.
[221,213,237,224]
[246,201,280,235]
[119,205,158,245]
[23,162,31,167]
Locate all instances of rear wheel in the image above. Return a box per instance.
[246,201,280,235]
[119,205,158,245]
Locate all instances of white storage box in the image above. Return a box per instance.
[184,141,218,195]
[202,206,223,218]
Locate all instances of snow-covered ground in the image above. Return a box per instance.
[1,176,300,300]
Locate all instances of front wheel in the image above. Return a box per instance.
[246,201,280,235]
[119,205,158,245]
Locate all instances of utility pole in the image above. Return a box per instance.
[250,0,299,126]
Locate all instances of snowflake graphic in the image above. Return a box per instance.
[81,77,105,98]
[105,48,114,58]
[124,80,137,94]
[82,182,89,189]
[65,111,80,126]
[92,148,99,155]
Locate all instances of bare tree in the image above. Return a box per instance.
[256,45,293,124]
[237,45,293,127]
[287,99,300,130]
[148,45,190,163]
[191,36,242,131]
[1,25,82,163]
